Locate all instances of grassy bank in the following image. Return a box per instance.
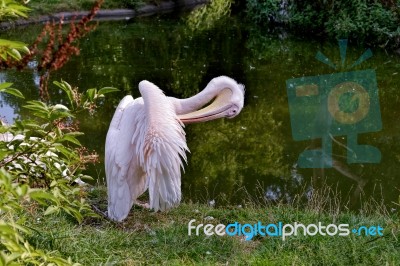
[18,0,144,17]
[20,186,400,265]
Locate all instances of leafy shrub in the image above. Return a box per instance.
[246,0,283,24]
[288,2,327,33]
[187,0,233,31]
[0,0,30,20]
[324,0,399,45]
[0,169,81,265]
[0,81,117,265]
[0,0,119,264]
[246,0,400,48]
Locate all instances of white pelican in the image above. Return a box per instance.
[105,76,244,221]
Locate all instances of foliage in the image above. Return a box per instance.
[246,0,400,48]
[0,0,119,264]
[0,169,82,265]
[246,0,283,24]
[324,0,399,45]
[0,0,30,19]
[0,82,24,98]
[53,80,119,114]
[0,80,117,215]
[0,79,117,264]
[288,1,327,33]
[0,39,29,62]
[187,0,233,31]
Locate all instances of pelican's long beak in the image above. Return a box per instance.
[177,88,234,124]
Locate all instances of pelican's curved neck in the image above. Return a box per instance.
[169,76,240,115]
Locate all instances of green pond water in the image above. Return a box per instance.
[1,14,400,209]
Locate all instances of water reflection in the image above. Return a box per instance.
[0,94,16,123]
[1,15,399,210]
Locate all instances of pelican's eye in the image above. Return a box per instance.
[228,107,239,117]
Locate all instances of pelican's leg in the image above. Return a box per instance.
[134,200,150,209]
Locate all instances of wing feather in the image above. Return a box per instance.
[106,96,147,221]
[139,81,189,211]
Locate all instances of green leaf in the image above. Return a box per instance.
[0,82,13,90]
[0,224,18,235]
[98,87,119,95]
[64,132,84,137]
[15,184,29,196]
[0,1,31,19]
[0,39,29,61]
[62,206,83,223]
[53,80,75,108]
[0,39,28,50]
[0,251,20,264]
[24,101,48,112]
[49,112,72,122]
[9,138,23,151]
[60,134,81,146]
[86,88,97,101]
[23,101,50,119]
[29,189,58,204]
[80,175,94,182]
[7,48,21,60]
[53,143,77,159]
[20,121,42,130]
[49,104,73,121]
[44,205,59,216]
[0,87,24,99]
[0,150,9,161]
[8,5,30,18]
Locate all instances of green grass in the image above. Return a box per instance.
[20,186,400,265]
[24,0,145,17]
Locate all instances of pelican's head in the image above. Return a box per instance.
[178,76,245,124]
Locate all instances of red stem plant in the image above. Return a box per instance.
[0,0,103,100]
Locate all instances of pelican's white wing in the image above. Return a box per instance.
[139,81,189,211]
[106,95,147,221]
